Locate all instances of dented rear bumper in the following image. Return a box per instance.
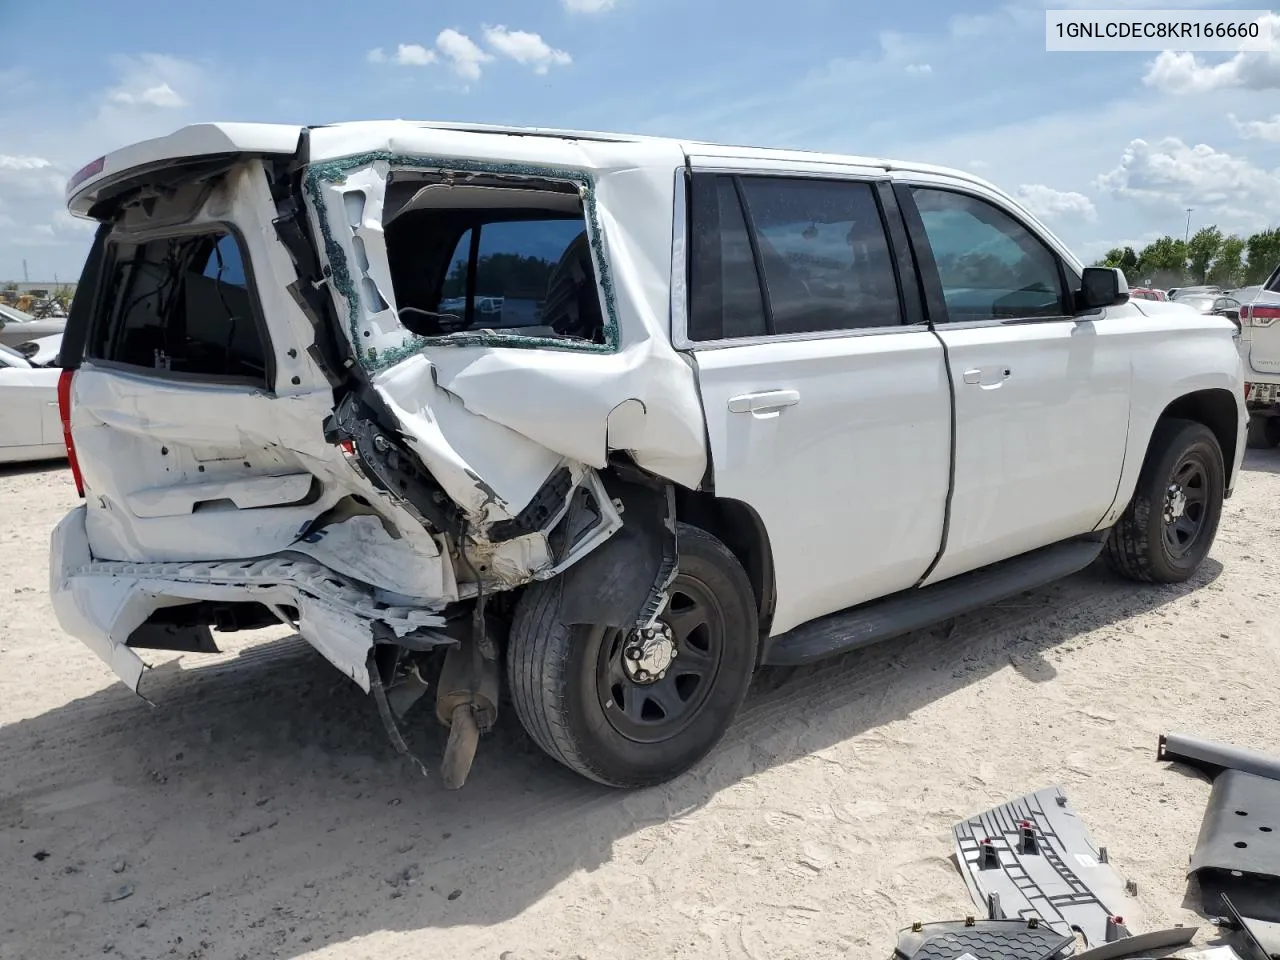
[50,505,450,692]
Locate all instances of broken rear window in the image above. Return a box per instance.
[383,183,607,345]
[88,231,270,387]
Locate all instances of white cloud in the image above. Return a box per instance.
[0,154,62,196]
[905,63,932,75]
[563,0,616,11]
[436,29,493,82]
[367,47,386,64]
[1143,14,1280,93]
[1095,137,1280,226]
[108,82,185,109]
[1014,184,1098,222]
[1230,112,1280,141]
[482,26,571,74]
[0,155,52,172]
[396,43,437,67]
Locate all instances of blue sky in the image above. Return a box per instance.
[1,0,1278,282]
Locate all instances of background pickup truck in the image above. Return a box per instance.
[1239,262,1280,449]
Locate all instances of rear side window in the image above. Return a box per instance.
[688,174,768,341]
[910,187,1067,322]
[88,231,269,386]
[687,173,904,340]
[1266,264,1280,293]
[739,177,903,334]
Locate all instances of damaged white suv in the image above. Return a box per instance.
[51,122,1247,789]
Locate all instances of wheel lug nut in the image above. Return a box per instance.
[636,670,648,681]
[627,648,642,660]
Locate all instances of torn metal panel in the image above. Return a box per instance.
[51,507,450,693]
[372,352,567,520]
[302,134,708,492]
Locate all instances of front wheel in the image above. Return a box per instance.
[507,523,758,788]
[1104,418,1225,583]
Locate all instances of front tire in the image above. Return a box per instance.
[1104,418,1224,583]
[507,523,758,788]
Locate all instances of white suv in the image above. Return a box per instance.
[50,122,1248,789]
[1239,262,1280,448]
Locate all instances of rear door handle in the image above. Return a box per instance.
[727,389,801,415]
[962,367,1011,387]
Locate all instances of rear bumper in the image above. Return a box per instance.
[49,505,448,693]
[1245,380,1280,410]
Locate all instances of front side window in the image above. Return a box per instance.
[911,187,1067,322]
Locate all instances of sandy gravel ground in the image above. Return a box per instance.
[1,451,1278,960]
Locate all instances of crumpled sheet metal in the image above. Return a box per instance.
[50,506,449,693]
[304,127,708,496]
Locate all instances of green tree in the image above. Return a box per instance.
[1186,226,1223,284]
[1096,246,1139,278]
[1244,228,1280,284]
[1208,236,1246,288]
[1137,236,1188,286]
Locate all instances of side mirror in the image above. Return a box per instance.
[1077,267,1130,312]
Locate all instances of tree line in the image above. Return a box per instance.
[1093,226,1280,291]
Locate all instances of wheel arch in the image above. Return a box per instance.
[1156,388,1240,489]
[672,488,776,646]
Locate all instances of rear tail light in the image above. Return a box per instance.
[1242,304,1280,327]
[57,369,86,498]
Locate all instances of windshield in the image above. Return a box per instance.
[0,343,30,367]
[0,304,37,323]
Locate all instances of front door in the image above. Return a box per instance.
[898,182,1131,585]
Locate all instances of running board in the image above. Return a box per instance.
[761,536,1106,666]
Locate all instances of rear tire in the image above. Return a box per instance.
[507,523,757,788]
[1246,413,1280,450]
[1104,418,1224,584]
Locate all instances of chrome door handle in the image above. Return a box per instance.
[962,367,1011,386]
[727,389,800,415]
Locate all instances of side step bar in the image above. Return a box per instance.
[761,536,1107,666]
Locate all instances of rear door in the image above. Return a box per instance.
[680,165,953,636]
[1243,263,1280,377]
[896,179,1131,584]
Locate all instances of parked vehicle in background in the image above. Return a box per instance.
[0,304,66,349]
[1178,294,1243,324]
[0,343,66,464]
[1171,285,1222,301]
[14,333,64,368]
[1239,262,1280,449]
[48,121,1249,790]
[1130,287,1168,302]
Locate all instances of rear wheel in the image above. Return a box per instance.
[1246,413,1280,450]
[1104,418,1224,583]
[507,523,757,788]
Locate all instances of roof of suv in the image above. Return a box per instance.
[67,120,1007,215]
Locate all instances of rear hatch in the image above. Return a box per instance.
[58,129,458,602]
[1242,263,1280,379]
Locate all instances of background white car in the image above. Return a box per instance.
[0,341,66,464]
[0,303,66,349]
